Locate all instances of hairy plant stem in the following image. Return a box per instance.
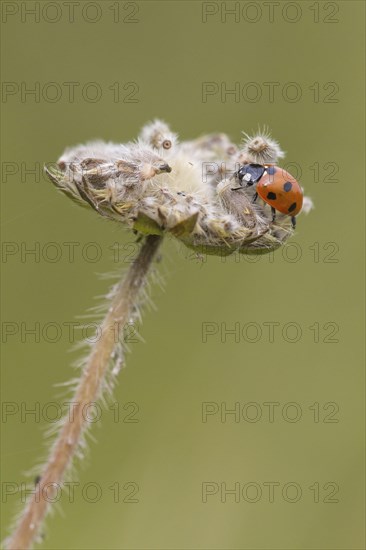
[6,234,163,550]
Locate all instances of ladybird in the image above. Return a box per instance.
[234,164,303,228]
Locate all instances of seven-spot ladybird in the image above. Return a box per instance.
[234,164,303,228]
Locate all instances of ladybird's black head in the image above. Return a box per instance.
[237,164,265,186]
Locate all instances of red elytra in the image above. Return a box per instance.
[257,166,303,216]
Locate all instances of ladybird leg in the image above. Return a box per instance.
[231,186,242,191]
[291,216,296,228]
[271,206,276,222]
[252,192,258,203]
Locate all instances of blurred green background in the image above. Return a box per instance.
[1,1,365,548]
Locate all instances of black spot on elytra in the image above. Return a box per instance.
[283,181,292,192]
[288,202,297,212]
[267,192,277,200]
[267,166,276,175]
